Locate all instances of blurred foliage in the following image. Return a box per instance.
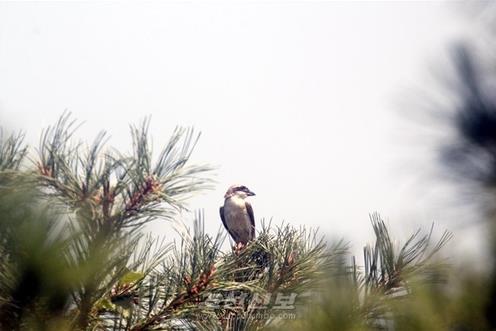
[436,5,496,328]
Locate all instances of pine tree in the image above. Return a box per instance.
[0,113,453,330]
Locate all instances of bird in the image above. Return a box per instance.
[219,184,256,246]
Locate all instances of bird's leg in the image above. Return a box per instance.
[233,242,246,255]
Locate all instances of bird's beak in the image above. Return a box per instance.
[247,190,256,196]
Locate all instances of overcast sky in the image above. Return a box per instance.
[0,2,484,260]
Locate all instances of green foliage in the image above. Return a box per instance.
[363,213,452,294]
[0,129,27,171]
[0,114,480,331]
[0,114,214,330]
[279,214,454,331]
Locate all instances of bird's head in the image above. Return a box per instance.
[224,184,255,199]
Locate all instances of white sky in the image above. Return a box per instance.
[0,2,483,260]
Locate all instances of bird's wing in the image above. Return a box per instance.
[220,206,237,241]
[245,201,256,239]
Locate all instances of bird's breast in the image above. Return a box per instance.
[222,196,254,244]
[224,197,250,223]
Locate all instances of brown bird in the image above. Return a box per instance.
[219,185,256,246]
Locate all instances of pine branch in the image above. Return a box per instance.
[0,129,27,172]
[363,213,452,297]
